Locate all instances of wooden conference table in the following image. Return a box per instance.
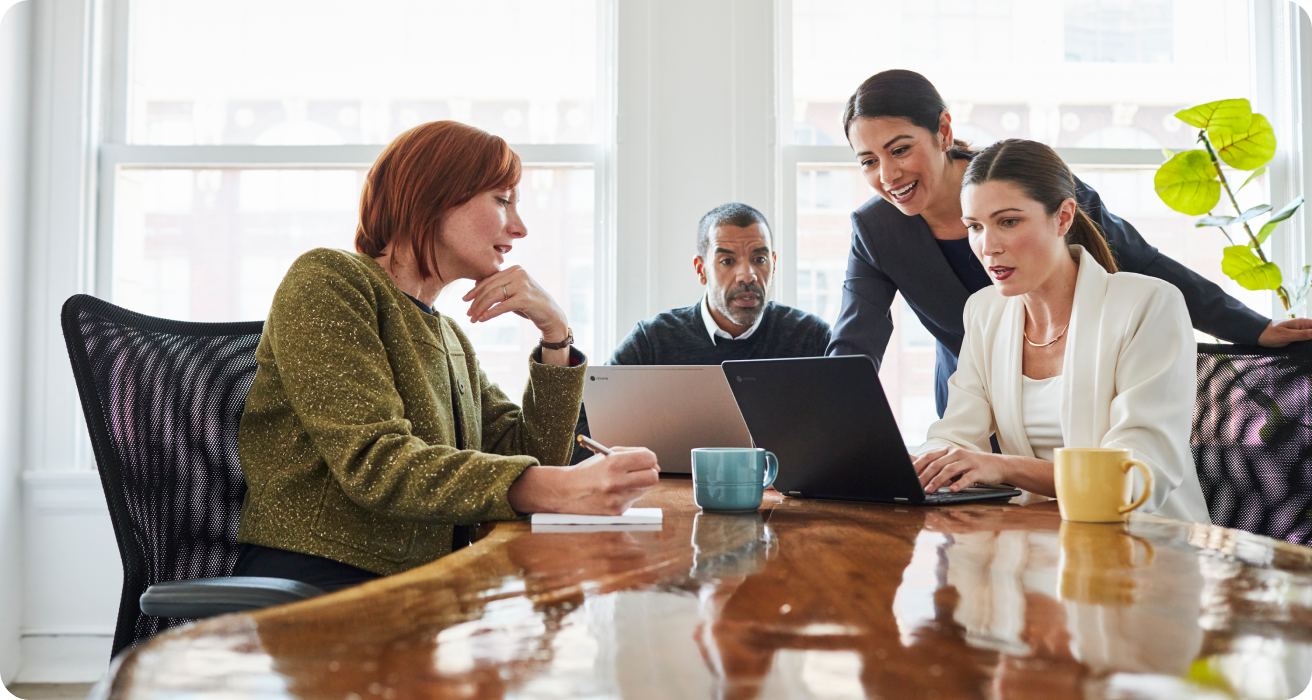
[100,479,1312,700]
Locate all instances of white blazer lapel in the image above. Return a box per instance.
[992,296,1034,457]
[1062,246,1111,448]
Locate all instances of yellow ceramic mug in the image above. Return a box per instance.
[1053,448,1153,522]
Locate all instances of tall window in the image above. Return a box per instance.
[786,0,1264,445]
[1065,0,1174,64]
[105,0,606,395]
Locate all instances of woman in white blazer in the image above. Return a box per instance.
[912,139,1211,524]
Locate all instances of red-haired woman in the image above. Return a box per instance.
[232,121,658,591]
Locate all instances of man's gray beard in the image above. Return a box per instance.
[711,291,768,327]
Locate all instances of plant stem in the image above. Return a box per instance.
[1211,217,1236,246]
[1200,133,1265,250]
[1198,130,1292,311]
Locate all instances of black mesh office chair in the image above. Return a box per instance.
[61,294,322,658]
[1193,342,1312,545]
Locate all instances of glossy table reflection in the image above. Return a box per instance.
[99,479,1312,700]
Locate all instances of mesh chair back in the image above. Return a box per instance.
[60,294,264,657]
[1193,342,1312,545]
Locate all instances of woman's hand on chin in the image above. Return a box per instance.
[913,447,1008,494]
[462,265,568,340]
[507,447,661,515]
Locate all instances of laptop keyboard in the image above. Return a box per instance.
[923,486,1012,502]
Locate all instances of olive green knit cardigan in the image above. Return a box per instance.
[236,248,586,575]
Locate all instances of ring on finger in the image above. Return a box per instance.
[502,284,508,301]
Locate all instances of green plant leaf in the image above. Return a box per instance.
[1237,165,1267,192]
[1253,196,1304,246]
[1222,245,1283,290]
[1266,196,1303,225]
[1212,113,1277,170]
[1175,99,1252,134]
[1154,150,1220,215]
[1161,148,1175,160]
[1197,205,1271,229]
[1255,221,1278,246]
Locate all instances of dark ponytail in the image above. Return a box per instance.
[962,139,1118,273]
[842,69,974,160]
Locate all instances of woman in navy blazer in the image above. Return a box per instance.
[826,70,1312,416]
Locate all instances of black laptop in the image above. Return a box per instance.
[721,356,1021,505]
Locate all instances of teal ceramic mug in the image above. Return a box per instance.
[691,448,779,513]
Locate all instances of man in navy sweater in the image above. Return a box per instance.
[571,204,830,463]
[609,202,831,365]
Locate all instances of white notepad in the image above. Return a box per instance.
[529,507,663,526]
[531,523,663,533]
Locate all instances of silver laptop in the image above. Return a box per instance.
[583,365,753,474]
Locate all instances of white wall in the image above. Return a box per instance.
[614,0,776,335]
[17,0,114,682]
[19,474,117,682]
[0,0,31,685]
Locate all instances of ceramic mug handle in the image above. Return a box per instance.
[1118,460,1154,515]
[763,452,778,489]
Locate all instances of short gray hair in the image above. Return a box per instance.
[697,203,771,258]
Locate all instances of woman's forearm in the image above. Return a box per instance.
[540,346,570,367]
[997,455,1057,497]
[538,325,571,367]
[507,465,564,513]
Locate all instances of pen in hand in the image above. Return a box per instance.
[576,434,613,456]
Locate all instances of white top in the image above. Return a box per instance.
[700,293,764,345]
[1021,375,1064,461]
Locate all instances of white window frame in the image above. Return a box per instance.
[16,0,622,478]
[95,0,619,355]
[25,0,104,478]
[774,0,1312,316]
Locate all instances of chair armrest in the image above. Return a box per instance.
[139,576,325,619]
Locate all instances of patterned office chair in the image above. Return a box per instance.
[61,294,321,658]
[1193,341,1312,545]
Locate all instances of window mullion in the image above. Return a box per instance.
[100,143,600,168]
[103,0,131,144]
[778,148,801,308]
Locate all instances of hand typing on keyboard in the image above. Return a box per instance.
[912,446,1009,494]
